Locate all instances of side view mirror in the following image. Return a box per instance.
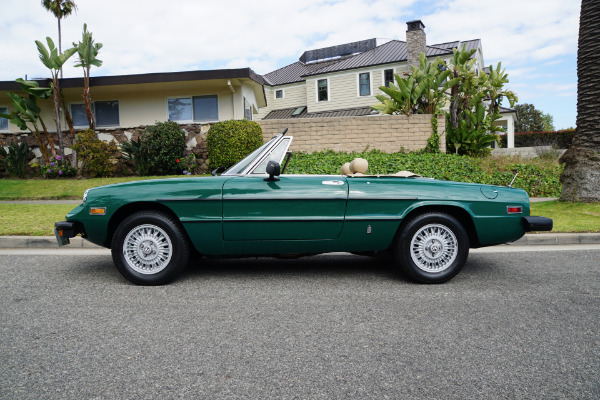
[264,161,281,181]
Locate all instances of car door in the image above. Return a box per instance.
[222,175,348,241]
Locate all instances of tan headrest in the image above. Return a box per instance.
[350,158,368,174]
[340,162,352,175]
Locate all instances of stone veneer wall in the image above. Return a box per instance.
[256,114,445,153]
[0,123,213,174]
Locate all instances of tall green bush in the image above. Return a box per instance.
[207,120,263,168]
[144,121,186,175]
[499,130,575,148]
[0,141,29,178]
[72,129,118,177]
[120,135,150,176]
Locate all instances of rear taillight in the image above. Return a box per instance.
[507,206,522,214]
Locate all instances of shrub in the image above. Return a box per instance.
[499,129,575,148]
[178,154,197,175]
[120,135,150,176]
[41,155,76,178]
[0,140,29,178]
[207,120,263,168]
[72,129,118,177]
[144,121,186,175]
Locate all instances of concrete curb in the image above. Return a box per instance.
[1,233,600,249]
[0,236,103,249]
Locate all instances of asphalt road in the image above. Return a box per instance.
[1,249,599,400]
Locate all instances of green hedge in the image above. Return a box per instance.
[144,121,186,175]
[207,120,263,168]
[500,129,575,148]
[286,150,563,197]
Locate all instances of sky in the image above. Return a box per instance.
[1,0,580,129]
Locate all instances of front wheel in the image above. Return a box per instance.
[394,213,469,284]
[111,211,190,285]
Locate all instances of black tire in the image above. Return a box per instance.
[111,210,190,285]
[394,212,469,284]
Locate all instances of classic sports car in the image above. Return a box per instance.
[55,129,552,285]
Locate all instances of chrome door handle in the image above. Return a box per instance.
[322,180,345,186]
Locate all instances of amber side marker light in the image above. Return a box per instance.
[90,207,106,215]
[507,206,522,214]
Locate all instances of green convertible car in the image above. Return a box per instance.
[55,129,552,285]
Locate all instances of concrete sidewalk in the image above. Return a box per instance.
[1,233,599,249]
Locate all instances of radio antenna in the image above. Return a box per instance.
[508,172,519,188]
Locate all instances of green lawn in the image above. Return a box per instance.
[531,201,600,233]
[0,204,76,236]
[0,200,597,237]
[0,176,184,200]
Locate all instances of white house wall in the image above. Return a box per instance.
[305,64,411,113]
[257,83,307,119]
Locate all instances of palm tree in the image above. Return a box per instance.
[559,0,600,202]
[74,24,102,129]
[41,0,77,77]
[36,37,77,159]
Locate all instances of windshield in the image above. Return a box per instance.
[222,134,282,175]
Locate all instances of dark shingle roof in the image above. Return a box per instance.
[263,106,375,120]
[265,39,481,86]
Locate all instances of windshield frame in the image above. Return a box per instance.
[221,129,291,176]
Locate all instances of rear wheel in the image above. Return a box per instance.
[111,211,189,285]
[394,212,469,283]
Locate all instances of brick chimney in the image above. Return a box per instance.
[406,20,426,68]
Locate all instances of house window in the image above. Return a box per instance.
[384,69,394,87]
[317,79,328,102]
[70,103,89,127]
[275,90,283,99]
[70,101,119,127]
[244,97,253,120]
[359,73,371,96]
[193,95,218,122]
[168,95,218,122]
[167,98,192,121]
[0,107,8,131]
[95,101,120,127]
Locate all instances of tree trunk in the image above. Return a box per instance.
[58,18,63,79]
[59,87,75,135]
[38,117,56,160]
[559,0,600,202]
[52,76,65,160]
[83,69,96,130]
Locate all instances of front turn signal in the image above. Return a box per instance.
[90,207,106,215]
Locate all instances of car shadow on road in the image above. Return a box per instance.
[65,252,506,286]
[183,253,407,282]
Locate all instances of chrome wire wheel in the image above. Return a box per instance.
[410,223,458,273]
[123,224,173,275]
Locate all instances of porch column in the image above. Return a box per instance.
[507,114,515,148]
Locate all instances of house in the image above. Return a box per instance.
[0,68,266,133]
[1,20,517,148]
[258,20,517,146]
